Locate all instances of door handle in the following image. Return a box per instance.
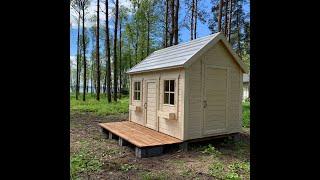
[203,100,207,108]
[144,102,147,109]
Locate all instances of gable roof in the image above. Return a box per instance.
[127,32,248,74]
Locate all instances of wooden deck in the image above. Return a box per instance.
[99,121,182,148]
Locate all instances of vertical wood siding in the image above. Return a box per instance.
[129,69,185,140]
[185,41,242,140]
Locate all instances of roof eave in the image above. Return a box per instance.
[127,65,184,75]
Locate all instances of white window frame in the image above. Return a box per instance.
[163,79,175,105]
[133,81,141,101]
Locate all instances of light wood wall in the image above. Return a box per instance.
[185,41,243,140]
[129,68,185,140]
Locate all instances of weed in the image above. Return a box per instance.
[225,172,241,180]
[70,150,102,179]
[208,162,224,179]
[202,144,221,157]
[120,163,136,172]
[228,161,250,174]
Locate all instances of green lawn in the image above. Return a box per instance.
[242,101,250,128]
[70,93,250,127]
[70,93,129,116]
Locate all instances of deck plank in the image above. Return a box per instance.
[99,121,182,147]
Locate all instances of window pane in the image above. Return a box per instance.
[164,80,169,91]
[164,93,169,104]
[170,80,175,92]
[137,92,140,100]
[134,82,137,90]
[134,92,137,100]
[170,93,175,105]
[137,82,141,90]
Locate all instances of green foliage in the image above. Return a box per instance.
[208,162,225,179]
[120,163,136,172]
[228,161,250,174]
[242,102,250,128]
[225,172,241,180]
[209,161,249,180]
[70,150,102,179]
[70,93,129,115]
[201,144,221,157]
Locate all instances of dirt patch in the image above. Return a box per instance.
[70,112,250,179]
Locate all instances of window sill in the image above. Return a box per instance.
[163,104,175,107]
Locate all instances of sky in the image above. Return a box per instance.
[70,0,249,58]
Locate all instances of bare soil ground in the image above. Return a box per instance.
[70,112,250,180]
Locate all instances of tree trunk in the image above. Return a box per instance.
[224,0,229,35]
[79,42,83,93]
[119,17,122,99]
[113,0,119,102]
[236,0,241,55]
[96,0,100,100]
[82,7,86,101]
[165,0,169,47]
[106,0,111,102]
[76,11,80,100]
[194,0,197,39]
[140,38,145,60]
[228,0,232,42]
[135,39,138,64]
[170,0,174,46]
[218,0,223,32]
[174,0,179,45]
[91,60,94,93]
[103,69,107,93]
[87,81,89,93]
[147,17,150,55]
[190,0,194,40]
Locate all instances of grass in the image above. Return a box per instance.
[228,161,250,175]
[70,149,103,179]
[204,138,249,179]
[208,161,225,179]
[208,161,249,180]
[119,163,136,172]
[70,93,129,116]
[140,171,169,180]
[242,101,250,128]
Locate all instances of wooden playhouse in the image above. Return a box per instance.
[99,32,248,157]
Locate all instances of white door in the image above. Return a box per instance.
[145,81,157,130]
[203,66,228,135]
